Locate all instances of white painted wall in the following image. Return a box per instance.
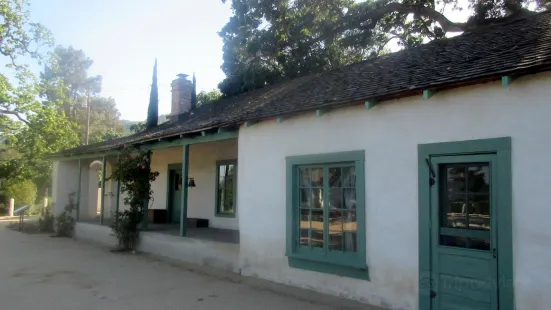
[52,160,79,215]
[237,72,551,310]
[150,139,239,230]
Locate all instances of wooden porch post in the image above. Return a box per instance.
[100,156,107,225]
[180,143,190,237]
[76,158,82,222]
[142,151,151,231]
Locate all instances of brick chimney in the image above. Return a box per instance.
[170,73,196,121]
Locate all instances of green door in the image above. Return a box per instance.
[429,154,498,310]
[169,169,183,223]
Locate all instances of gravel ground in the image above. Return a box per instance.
[0,222,375,310]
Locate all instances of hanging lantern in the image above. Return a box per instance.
[187,178,196,188]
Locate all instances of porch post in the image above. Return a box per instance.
[76,158,82,222]
[180,143,190,237]
[100,156,107,225]
[142,151,151,231]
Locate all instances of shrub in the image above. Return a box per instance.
[109,146,158,251]
[38,204,55,233]
[4,179,37,209]
[55,193,76,237]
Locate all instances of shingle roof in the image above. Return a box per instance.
[57,11,551,156]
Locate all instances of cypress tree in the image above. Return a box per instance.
[146,59,159,129]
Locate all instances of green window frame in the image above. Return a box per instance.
[286,150,368,279]
[215,159,237,217]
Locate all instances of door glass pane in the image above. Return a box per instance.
[311,188,323,208]
[310,168,323,187]
[329,231,343,251]
[300,209,310,229]
[329,168,341,187]
[329,210,342,231]
[311,210,323,230]
[344,232,357,252]
[299,229,309,247]
[440,163,491,249]
[342,166,356,187]
[217,163,236,214]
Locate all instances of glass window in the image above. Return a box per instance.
[216,160,237,217]
[287,151,365,270]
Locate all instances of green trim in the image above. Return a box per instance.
[215,159,237,218]
[502,76,515,88]
[76,159,82,222]
[180,144,190,237]
[99,156,107,225]
[288,257,369,280]
[364,100,378,110]
[285,150,367,278]
[417,137,513,310]
[315,109,326,117]
[244,121,257,128]
[141,131,238,151]
[423,89,437,100]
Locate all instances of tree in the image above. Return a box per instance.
[146,59,158,129]
[197,88,222,106]
[41,46,125,143]
[4,179,37,208]
[219,0,545,96]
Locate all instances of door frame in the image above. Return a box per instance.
[418,137,513,310]
[166,163,183,223]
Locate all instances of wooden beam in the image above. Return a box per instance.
[365,100,378,110]
[502,76,515,88]
[423,90,437,100]
[316,109,327,117]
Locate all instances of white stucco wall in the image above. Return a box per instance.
[150,139,238,230]
[237,72,551,310]
[52,160,80,215]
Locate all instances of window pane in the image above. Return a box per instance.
[311,188,323,208]
[329,210,342,231]
[310,168,323,187]
[329,167,341,187]
[343,211,357,232]
[300,189,311,208]
[329,188,342,209]
[469,195,490,230]
[300,229,310,247]
[343,189,356,209]
[467,166,490,193]
[300,168,310,187]
[329,231,343,251]
[443,196,467,228]
[344,232,357,252]
[342,166,356,187]
[311,230,324,248]
[218,163,236,214]
[447,166,466,193]
[300,209,310,229]
[311,210,323,230]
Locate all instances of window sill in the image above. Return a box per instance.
[288,257,369,281]
[215,212,236,218]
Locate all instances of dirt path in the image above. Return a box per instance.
[0,224,371,310]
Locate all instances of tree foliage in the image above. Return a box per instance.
[41,45,125,143]
[197,88,222,106]
[4,179,37,207]
[219,0,546,96]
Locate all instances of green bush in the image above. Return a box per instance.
[38,205,55,233]
[4,179,37,209]
[0,203,6,216]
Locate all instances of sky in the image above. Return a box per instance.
[29,0,233,121]
[26,0,471,121]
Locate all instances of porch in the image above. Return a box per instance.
[51,131,240,272]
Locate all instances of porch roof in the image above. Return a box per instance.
[54,11,551,157]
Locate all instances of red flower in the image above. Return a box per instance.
[141,165,145,169]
